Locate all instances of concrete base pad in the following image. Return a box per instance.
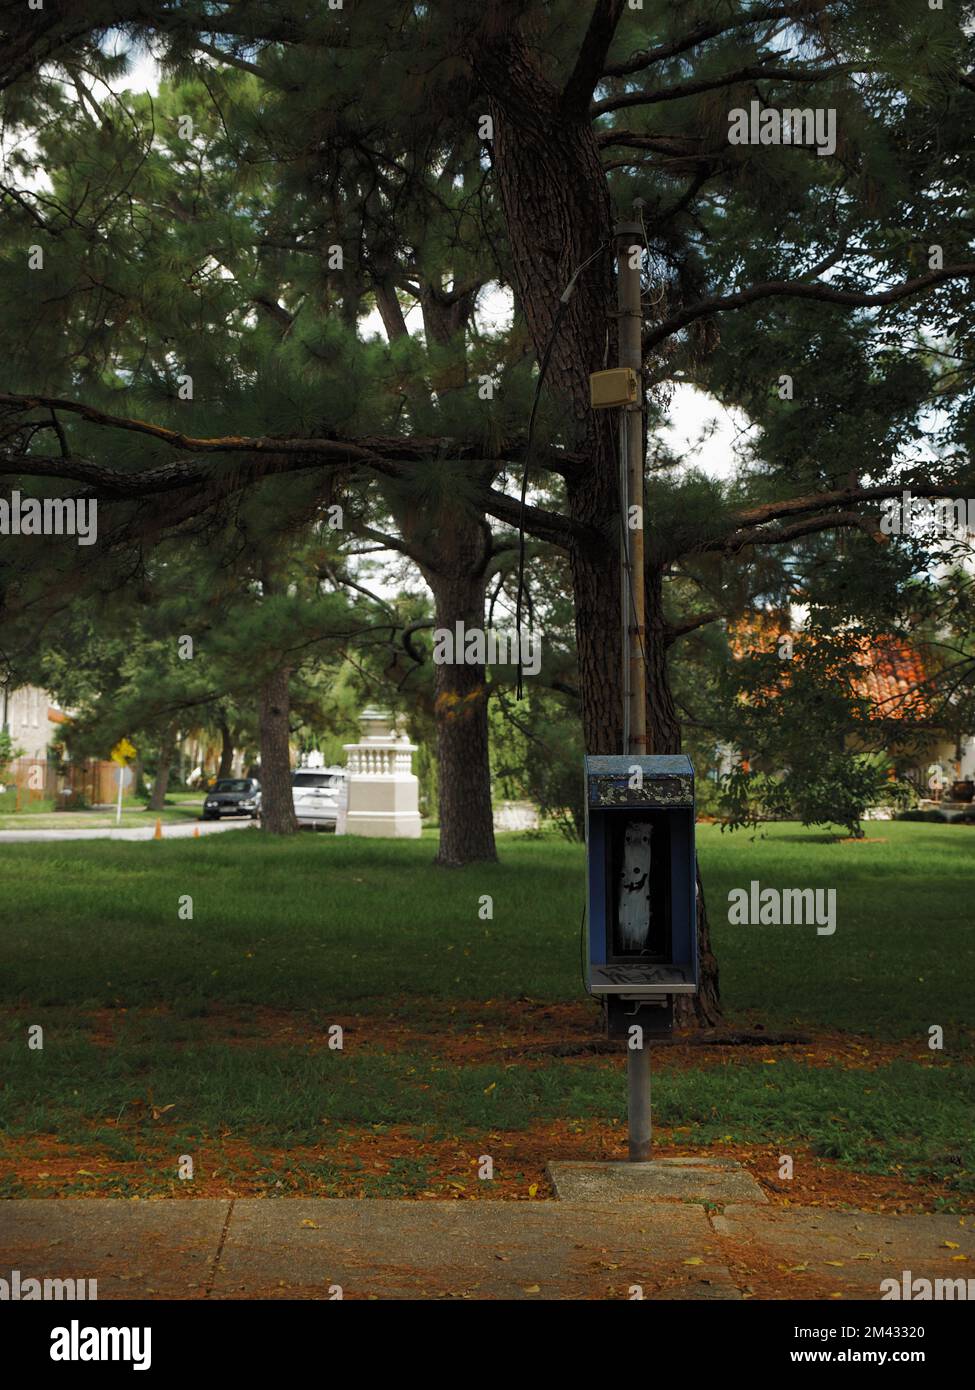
[547,1158,767,1205]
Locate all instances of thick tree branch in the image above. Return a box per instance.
[341,516,436,571]
[373,280,410,341]
[0,442,588,555]
[561,0,626,117]
[0,391,391,465]
[683,479,972,558]
[596,129,708,154]
[251,294,294,330]
[591,61,874,116]
[731,479,968,531]
[481,488,587,550]
[0,392,586,486]
[664,609,723,644]
[643,263,975,352]
[710,509,865,552]
[192,39,294,89]
[602,2,826,79]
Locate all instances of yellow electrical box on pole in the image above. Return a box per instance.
[589,366,639,409]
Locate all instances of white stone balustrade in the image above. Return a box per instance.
[345,746,417,777]
[339,707,422,839]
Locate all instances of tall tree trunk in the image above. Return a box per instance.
[418,510,497,867]
[428,582,497,867]
[259,664,297,835]
[149,723,178,811]
[217,715,234,780]
[374,249,497,867]
[470,28,624,754]
[470,24,720,1021]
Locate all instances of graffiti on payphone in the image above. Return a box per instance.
[617,820,653,950]
[612,814,669,959]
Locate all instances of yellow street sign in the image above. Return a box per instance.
[110,738,137,766]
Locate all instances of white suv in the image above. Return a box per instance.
[291,767,346,830]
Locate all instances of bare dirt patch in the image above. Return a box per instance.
[13,998,961,1071]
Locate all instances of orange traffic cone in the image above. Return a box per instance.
[153,818,163,840]
[192,826,200,838]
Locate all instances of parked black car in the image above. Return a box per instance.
[201,777,262,820]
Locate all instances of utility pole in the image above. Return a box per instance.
[616,213,651,1161]
[616,217,647,757]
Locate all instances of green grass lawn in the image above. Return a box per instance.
[0,821,970,1033]
[1,822,972,1201]
[703,821,975,1037]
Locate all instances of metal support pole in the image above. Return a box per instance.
[619,408,631,753]
[627,1042,652,1161]
[616,220,647,760]
[617,214,651,1161]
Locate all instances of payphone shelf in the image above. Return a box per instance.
[589,963,696,996]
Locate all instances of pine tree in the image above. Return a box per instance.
[3,2,975,1014]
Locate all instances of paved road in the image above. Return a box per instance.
[1,1196,969,1300]
[0,819,257,843]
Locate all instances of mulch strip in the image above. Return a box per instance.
[3,1000,970,1215]
[0,1119,966,1214]
[10,999,963,1071]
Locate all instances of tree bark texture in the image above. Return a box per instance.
[217,716,234,780]
[470,25,624,755]
[259,663,298,835]
[419,510,498,867]
[148,723,178,811]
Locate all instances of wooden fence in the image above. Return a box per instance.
[1,756,121,808]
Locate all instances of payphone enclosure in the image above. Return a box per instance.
[584,754,698,1005]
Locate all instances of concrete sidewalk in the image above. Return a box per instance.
[0,820,254,843]
[1,1198,970,1300]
